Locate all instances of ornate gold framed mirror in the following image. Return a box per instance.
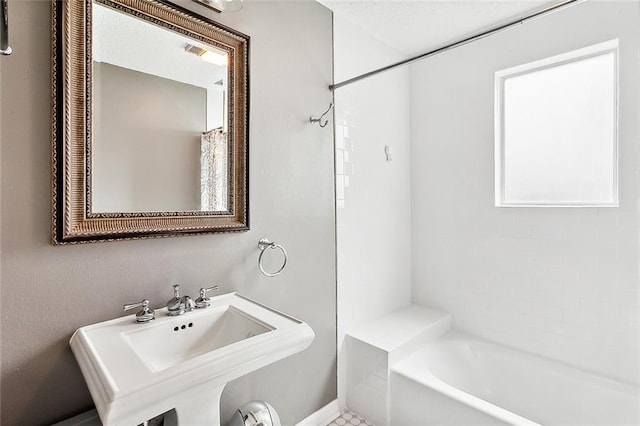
[52,0,249,244]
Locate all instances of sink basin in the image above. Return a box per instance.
[70,292,315,426]
[125,306,272,372]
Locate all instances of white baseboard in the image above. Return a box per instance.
[296,399,340,426]
[51,409,101,426]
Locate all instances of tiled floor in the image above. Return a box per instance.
[326,410,375,426]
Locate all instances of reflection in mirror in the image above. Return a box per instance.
[51,0,249,243]
[92,2,228,213]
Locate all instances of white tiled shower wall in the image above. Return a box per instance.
[333,13,412,408]
[410,0,640,385]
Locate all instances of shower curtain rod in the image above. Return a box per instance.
[329,0,583,91]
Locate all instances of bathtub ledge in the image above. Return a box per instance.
[347,304,450,363]
[344,304,451,425]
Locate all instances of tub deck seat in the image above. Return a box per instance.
[345,305,451,425]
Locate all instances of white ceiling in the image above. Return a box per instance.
[93,3,226,90]
[318,0,556,56]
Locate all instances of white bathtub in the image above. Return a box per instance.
[390,331,640,426]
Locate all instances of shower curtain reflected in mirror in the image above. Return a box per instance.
[201,128,228,211]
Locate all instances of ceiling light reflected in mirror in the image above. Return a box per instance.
[220,0,243,12]
[185,44,228,66]
[192,0,243,13]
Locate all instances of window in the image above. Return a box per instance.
[495,40,618,207]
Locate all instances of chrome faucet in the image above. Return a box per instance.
[183,295,195,312]
[166,285,186,316]
[167,284,215,315]
[167,284,198,316]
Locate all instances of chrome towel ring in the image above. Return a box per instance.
[258,238,288,277]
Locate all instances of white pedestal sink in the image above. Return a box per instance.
[70,292,315,426]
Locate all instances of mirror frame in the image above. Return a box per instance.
[52,0,249,244]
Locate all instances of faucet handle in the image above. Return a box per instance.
[195,285,219,309]
[123,299,155,323]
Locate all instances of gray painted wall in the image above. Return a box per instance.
[93,62,205,213]
[0,1,336,425]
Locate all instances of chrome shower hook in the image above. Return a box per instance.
[257,238,288,277]
[309,102,333,128]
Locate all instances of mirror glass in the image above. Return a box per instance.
[92,2,229,213]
